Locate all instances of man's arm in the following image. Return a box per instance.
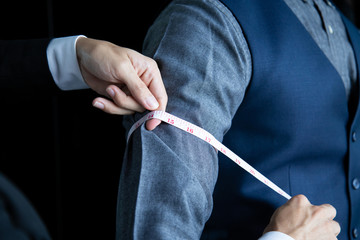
[0,36,167,122]
[117,0,250,239]
[48,36,167,126]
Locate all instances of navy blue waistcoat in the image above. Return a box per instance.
[203,1,360,240]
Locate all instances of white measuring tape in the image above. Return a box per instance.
[127,111,291,200]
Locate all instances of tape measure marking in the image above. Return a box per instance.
[127,111,291,200]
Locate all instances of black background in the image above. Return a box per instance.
[0,1,358,239]
[0,1,169,239]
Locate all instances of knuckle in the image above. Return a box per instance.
[162,93,169,104]
[158,91,168,104]
[117,61,129,72]
[113,94,126,107]
[149,59,159,69]
[114,60,131,79]
[103,105,117,114]
[322,203,333,209]
[292,194,310,206]
[320,204,337,218]
[325,221,340,236]
[314,204,331,215]
[334,221,341,236]
[146,59,160,77]
[145,57,157,68]
[312,206,323,217]
[137,83,151,95]
[311,205,331,220]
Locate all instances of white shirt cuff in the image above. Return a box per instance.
[258,231,295,240]
[47,35,89,90]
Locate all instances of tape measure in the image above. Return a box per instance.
[127,111,291,200]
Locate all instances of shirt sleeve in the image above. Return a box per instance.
[46,35,89,90]
[259,231,295,240]
[116,0,251,239]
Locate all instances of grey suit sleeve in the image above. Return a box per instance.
[116,0,251,239]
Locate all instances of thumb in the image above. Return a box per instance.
[123,69,160,111]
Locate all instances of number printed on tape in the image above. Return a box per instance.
[127,111,291,200]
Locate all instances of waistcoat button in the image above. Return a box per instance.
[353,178,360,190]
[352,131,357,142]
[353,228,359,238]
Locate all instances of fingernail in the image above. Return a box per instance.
[93,101,104,109]
[146,96,159,110]
[106,87,115,98]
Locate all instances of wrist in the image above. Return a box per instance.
[47,35,89,90]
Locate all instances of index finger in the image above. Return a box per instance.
[147,63,168,110]
[142,60,168,131]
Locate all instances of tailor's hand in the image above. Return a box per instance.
[76,37,167,130]
[263,195,340,240]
